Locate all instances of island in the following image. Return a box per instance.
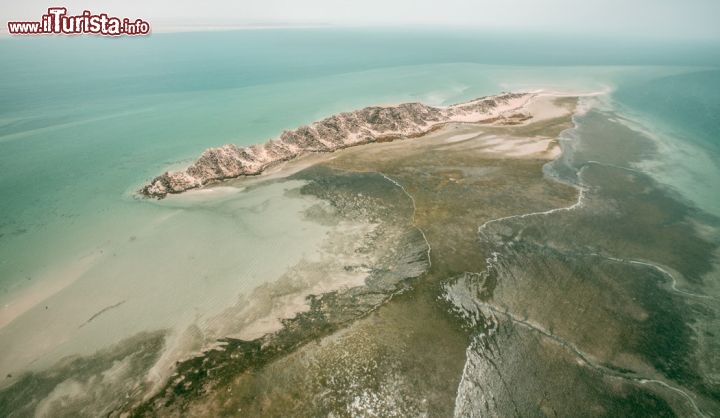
[140,92,534,198]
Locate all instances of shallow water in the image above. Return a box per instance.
[0,180,340,382]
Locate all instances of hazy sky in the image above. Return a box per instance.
[3,0,720,39]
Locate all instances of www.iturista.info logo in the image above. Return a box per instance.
[7,8,151,36]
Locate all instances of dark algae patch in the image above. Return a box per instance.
[0,331,167,418]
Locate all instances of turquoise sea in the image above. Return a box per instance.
[0,29,719,414]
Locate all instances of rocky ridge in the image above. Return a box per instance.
[140,92,533,198]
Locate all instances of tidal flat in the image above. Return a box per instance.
[2,95,718,417]
[133,96,610,416]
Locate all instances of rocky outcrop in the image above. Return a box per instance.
[140,92,532,198]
